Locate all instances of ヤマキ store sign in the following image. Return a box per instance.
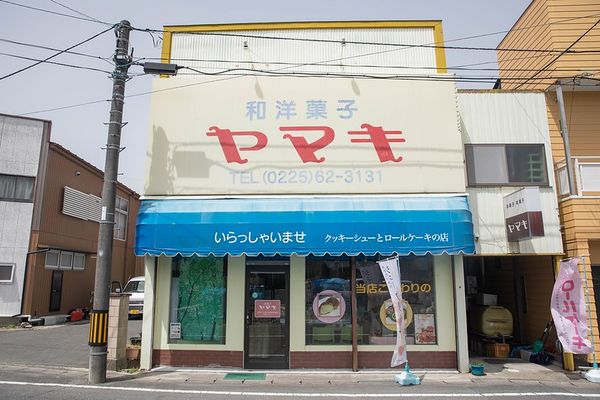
[146,76,465,195]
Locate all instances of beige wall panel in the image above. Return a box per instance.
[146,76,466,195]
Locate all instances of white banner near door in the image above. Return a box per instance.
[377,257,407,367]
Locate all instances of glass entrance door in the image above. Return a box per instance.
[244,265,289,369]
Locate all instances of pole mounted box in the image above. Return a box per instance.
[143,62,178,75]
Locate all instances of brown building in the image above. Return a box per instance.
[497,0,600,366]
[0,114,142,321]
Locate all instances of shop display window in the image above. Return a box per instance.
[356,255,437,345]
[305,257,353,345]
[169,256,227,344]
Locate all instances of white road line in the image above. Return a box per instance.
[0,380,599,398]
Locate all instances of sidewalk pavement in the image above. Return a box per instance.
[128,360,592,388]
[2,357,594,389]
[0,352,600,393]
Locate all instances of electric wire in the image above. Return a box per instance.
[132,11,600,79]
[47,0,104,24]
[12,10,600,115]
[0,52,112,74]
[0,0,112,25]
[0,24,115,81]
[514,18,600,89]
[144,56,600,74]
[176,65,576,83]
[17,68,576,117]
[172,30,600,55]
[0,37,115,65]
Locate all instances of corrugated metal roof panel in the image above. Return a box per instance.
[458,92,551,145]
[459,92,562,255]
[170,27,437,76]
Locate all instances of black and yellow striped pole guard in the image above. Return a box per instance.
[88,310,109,346]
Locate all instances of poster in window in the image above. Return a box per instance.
[414,314,436,344]
[169,322,182,340]
[312,290,346,323]
[379,298,413,331]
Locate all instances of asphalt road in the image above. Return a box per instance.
[1,321,600,399]
[0,319,142,368]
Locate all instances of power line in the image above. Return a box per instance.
[18,69,574,117]
[0,37,114,64]
[445,12,600,46]
[0,52,112,74]
[47,0,104,24]
[175,30,600,55]
[0,24,115,81]
[514,18,600,89]
[19,98,110,116]
[0,0,112,25]
[144,55,600,74]
[176,65,575,82]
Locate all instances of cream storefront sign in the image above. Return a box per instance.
[145,76,466,195]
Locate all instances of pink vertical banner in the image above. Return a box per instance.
[377,257,407,367]
[550,258,593,354]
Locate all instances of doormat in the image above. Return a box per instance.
[224,372,266,380]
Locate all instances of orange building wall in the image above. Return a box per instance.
[498,0,600,91]
[498,0,600,364]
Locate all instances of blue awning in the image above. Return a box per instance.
[135,196,475,257]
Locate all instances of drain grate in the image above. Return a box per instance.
[224,372,266,380]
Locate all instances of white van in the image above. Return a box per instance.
[123,276,145,318]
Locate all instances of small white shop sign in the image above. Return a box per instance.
[169,322,182,339]
[503,187,544,241]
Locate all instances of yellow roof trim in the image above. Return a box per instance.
[163,20,443,32]
[432,21,446,73]
[160,20,447,72]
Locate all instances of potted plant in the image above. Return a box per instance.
[470,361,485,376]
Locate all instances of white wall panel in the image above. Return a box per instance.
[0,115,43,316]
[170,28,437,76]
[459,93,562,255]
[468,187,562,255]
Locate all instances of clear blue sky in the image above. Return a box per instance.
[0,0,531,192]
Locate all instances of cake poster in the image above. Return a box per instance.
[312,290,346,323]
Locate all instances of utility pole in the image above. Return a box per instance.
[88,20,132,384]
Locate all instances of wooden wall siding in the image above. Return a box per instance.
[497,0,554,91]
[498,0,600,91]
[515,256,557,346]
[21,144,141,315]
[555,204,600,363]
[546,92,600,164]
[546,0,600,74]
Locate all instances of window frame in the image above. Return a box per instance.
[0,173,35,203]
[465,144,549,187]
[45,250,60,270]
[45,250,86,271]
[0,264,15,283]
[72,253,85,271]
[168,255,228,344]
[114,195,128,241]
[59,251,74,270]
